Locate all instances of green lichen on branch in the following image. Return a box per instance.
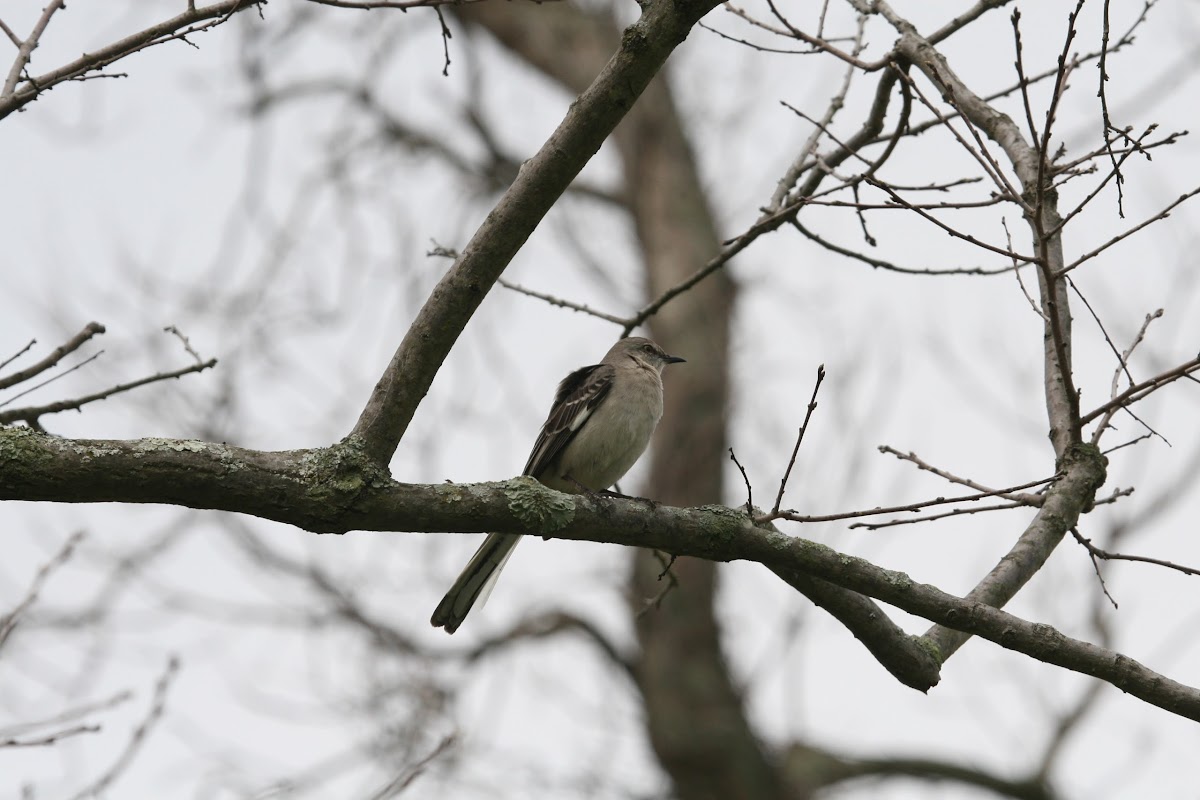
[297,436,393,523]
[504,476,575,534]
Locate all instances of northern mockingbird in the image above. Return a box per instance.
[431,336,685,634]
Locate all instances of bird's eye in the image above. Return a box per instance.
[643,344,654,353]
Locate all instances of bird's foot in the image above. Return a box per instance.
[601,485,660,508]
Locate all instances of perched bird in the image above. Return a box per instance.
[430,336,685,633]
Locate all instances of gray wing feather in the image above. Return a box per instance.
[522,363,615,480]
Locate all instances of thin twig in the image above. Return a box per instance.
[1072,527,1119,609]
[0,322,105,391]
[0,359,218,425]
[0,338,37,372]
[766,475,1057,525]
[771,364,825,515]
[863,175,1036,263]
[1,724,101,748]
[1072,526,1200,578]
[878,445,1046,504]
[0,531,85,651]
[1002,217,1045,319]
[162,325,204,364]
[728,447,753,514]
[756,0,886,70]
[1087,304,1165,446]
[792,220,1014,276]
[1,1,262,121]
[635,551,680,617]
[0,351,104,408]
[496,279,630,326]
[851,499,1025,530]
[1080,354,1200,427]
[364,735,456,800]
[66,656,180,800]
[768,14,868,210]
[862,482,1131,533]
[0,690,133,738]
[1059,186,1200,275]
[308,0,502,7]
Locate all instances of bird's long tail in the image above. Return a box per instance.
[430,533,522,633]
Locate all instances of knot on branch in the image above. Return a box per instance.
[299,437,393,524]
[505,476,575,535]
[1022,184,1060,211]
[1058,442,1108,512]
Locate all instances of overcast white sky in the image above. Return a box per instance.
[3,2,1200,798]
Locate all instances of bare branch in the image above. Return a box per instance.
[770,364,825,515]
[791,220,1013,276]
[496,278,630,327]
[162,325,205,364]
[0,338,36,372]
[0,359,218,426]
[850,499,1027,531]
[1086,303,1165,446]
[0,531,85,651]
[0,690,133,740]
[878,445,1045,504]
[364,735,456,800]
[767,15,868,210]
[66,656,180,800]
[464,611,635,678]
[728,447,753,514]
[765,475,1053,525]
[0,322,105,391]
[0,1,265,121]
[1080,354,1200,428]
[1072,527,1200,578]
[1,724,101,749]
[1,0,66,99]
[308,0,515,8]
[1059,187,1200,275]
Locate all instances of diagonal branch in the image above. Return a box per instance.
[347,0,724,466]
[0,322,106,391]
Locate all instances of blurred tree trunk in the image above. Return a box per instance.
[458,5,774,798]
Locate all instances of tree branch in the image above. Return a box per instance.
[0,322,105,391]
[346,0,725,465]
[0,1,264,121]
[5,429,1193,722]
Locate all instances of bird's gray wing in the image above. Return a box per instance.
[522,363,615,479]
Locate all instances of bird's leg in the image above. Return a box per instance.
[565,474,604,497]
[600,481,660,508]
[564,476,660,509]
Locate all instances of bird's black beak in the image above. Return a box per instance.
[664,354,686,364]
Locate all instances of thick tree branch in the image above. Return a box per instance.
[770,567,942,691]
[782,741,1054,800]
[3,429,1193,722]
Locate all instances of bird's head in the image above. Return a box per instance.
[610,337,686,373]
